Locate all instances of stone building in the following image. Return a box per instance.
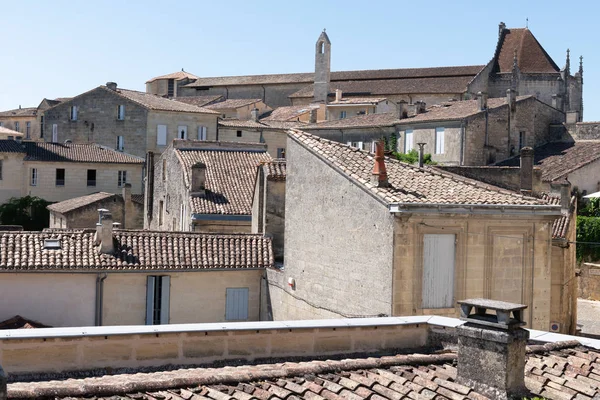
[395,93,565,165]
[252,159,286,262]
[41,83,219,158]
[326,93,397,121]
[145,70,199,98]
[47,184,143,229]
[217,119,292,158]
[271,130,577,334]
[0,127,23,140]
[205,99,272,120]
[0,221,273,327]
[0,140,144,204]
[147,140,271,233]
[260,104,322,123]
[0,106,37,141]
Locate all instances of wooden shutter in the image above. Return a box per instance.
[157,125,167,145]
[435,127,445,154]
[405,130,413,153]
[226,288,249,320]
[145,276,155,325]
[422,234,455,308]
[160,276,170,324]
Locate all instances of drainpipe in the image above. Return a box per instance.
[460,120,466,165]
[95,273,108,326]
[216,117,220,141]
[261,85,266,103]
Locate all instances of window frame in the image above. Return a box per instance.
[117,105,125,121]
[55,168,65,187]
[87,169,97,187]
[30,168,37,186]
[177,125,188,140]
[225,287,249,321]
[236,130,242,138]
[435,127,445,155]
[277,148,286,158]
[404,129,414,153]
[422,233,456,309]
[14,121,20,132]
[146,275,170,325]
[118,170,127,187]
[116,135,124,151]
[340,111,347,119]
[52,124,58,143]
[70,106,78,121]
[198,126,207,141]
[157,124,167,146]
[25,121,31,139]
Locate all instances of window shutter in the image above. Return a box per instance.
[422,234,455,308]
[357,141,363,150]
[157,125,167,145]
[226,288,249,320]
[145,276,155,325]
[160,276,170,324]
[405,130,413,153]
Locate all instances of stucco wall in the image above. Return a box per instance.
[0,115,38,140]
[272,138,395,320]
[49,197,143,230]
[23,161,143,203]
[0,152,24,204]
[397,123,462,165]
[217,129,286,158]
[563,160,600,195]
[146,110,218,155]
[0,273,96,327]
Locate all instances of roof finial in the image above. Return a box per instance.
[526,17,528,28]
[182,68,184,72]
[579,55,584,76]
[565,49,571,74]
[323,28,326,32]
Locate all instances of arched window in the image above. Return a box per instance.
[318,41,324,54]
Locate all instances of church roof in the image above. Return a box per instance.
[495,28,560,74]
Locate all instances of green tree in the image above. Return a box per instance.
[393,149,435,165]
[0,196,51,231]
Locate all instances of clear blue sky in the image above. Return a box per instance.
[2,0,599,120]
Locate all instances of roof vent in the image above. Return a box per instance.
[64,139,72,145]
[106,82,118,91]
[43,238,61,249]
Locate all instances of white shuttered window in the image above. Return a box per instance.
[157,124,167,145]
[146,276,170,325]
[435,127,445,154]
[198,126,207,140]
[405,129,414,153]
[422,234,455,308]
[225,288,249,321]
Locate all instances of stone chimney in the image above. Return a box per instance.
[251,108,259,122]
[506,88,516,112]
[499,21,506,37]
[560,181,571,212]
[370,140,388,188]
[417,143,426,167]
[309,108,317,123]
[191,162,207,197]
[456,299,529,399]
[477,91,488,111]
[414,101,426,114]
[335,89,342,102]
[106,82,118,91]
[520,147,534,195]
[122,183,133,229]
[398,101,408,119]
[96,209,115,254]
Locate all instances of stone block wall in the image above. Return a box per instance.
[0,153,25,204]
[434,166,545,193]
[49,197,143,230]
[146,110,218,155]
[578,263,600,301]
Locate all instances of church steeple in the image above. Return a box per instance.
[314,29,331,104]
[565,49,571,75]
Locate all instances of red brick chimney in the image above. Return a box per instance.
[371,140,388,188]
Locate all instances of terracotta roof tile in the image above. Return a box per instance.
[290,130,552,206]
[0,107,37,118]
[0,230,273,271]
[329,97,387,105]
[262,104,319,122]
[47,192,144,214]
[262,159,286,181]
[207,99,263,110]
[175,144,271,215]
[496,141,600,182]
[496,28,560,74]
[173,95,225,107]
[542,194,576,239]
[0,126,24,137]
[218,119,299,130]
[17,141,144,164]
[146,70,200,83]
[303,113,400,129]
[0,140,25,153]
[12,342,600,400]
[111,87,220,114]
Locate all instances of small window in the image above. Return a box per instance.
[435,127,445,154]
[14,121,20,132]
[116,135,124,151]
[318,41,324,54]
[178,125,188,140]
[167,79,175,97]
[87,169,96,187]
[52,124,58,143]
[404,129,414,153]
[340,111,347,119]
[70,106,77,121]
[26,121,31,139]
[146,276,170,325]
[277,148,286,158]
[55,168,65,186]
[30,168,37,186]
[157,124,167,145]
[117,105,125,120]
[118,170,127,187]
[198,126,207,140]
[236,130,242,137]
[43,238,61,250]
[225,288,249,321]
[40,116,44,138]
[159,200,164,225]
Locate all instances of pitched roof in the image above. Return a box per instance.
[0,126,23,137]
[0,107,37,118]
[174,142,272,215]
[396,96,533,124]
[542,194,576,240]
[47,192,118,214]
[0,315,50,329]
[496,28,560,74]
[291,130,553,207]
[496,141,600,182]
[262,104,319,122]
[145,70,199,83]
[108,87,220,115]
[289,75,475,99]
[303,113,401,129]
[328,97,387,105]
[183,65,484,88]
[0,230,273,271]
[218,118,297,131]
[173,95,224,107]
[11,340,600,400]
[263,159,286,181]
[11,141,145,164]
[206,98,263,110]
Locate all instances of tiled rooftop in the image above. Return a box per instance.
[184,65,484,88]
[175,144,272,215]
[0,315,49,329]
[396,96,533,124]
[496,28,560,74]
[263,159,286,181]
[0,126,23,136]
[0,230,273,271]
[15,141,145,164]
[542,193,576,240]
[303,113,401,130]
[262,104,319,122]
[496,141,600,182]
[145,70,200,83]
[329,97,387,105]
[47,192,117,214]
[218,119,298,130]
[291,130,554,206]
[0,107,37,118]
[8,341,600,399]
[173,95,224,107]
[206,98,263,110]
[110,87,220,114]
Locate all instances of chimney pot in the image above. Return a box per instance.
[335,89,342,102]
[370,140,388,188]
[520,147,534,195]
[560,181,571,212]
[414,101,426,114]
[106,82,117,91]
[122,183,132,229]
[250,108,259,122]
[477,91,488,111]
[417,143,426,167]
[191,162,207,197]
[309,108,317,123]
[96,210,115,254]
[456,298,529,399]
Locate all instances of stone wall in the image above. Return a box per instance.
[218,128,287,158]
[434,166,545,193]
[146,110,218,155]
[49,197,143,230]
[252,170,286,262]
[274,138,395,320]
[43,88,150,158]
[0,153,24,204]
[0,115,39,141]
[397,122,462,165]
[578,263,600,300]
[568,121,600,140]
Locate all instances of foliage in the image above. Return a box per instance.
[0,196,51,231]
[579,197,600,217]
[576,215,600,261]
[393,149,435,165]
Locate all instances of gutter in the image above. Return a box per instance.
[94,273,108,326]
[389,203,562,216]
